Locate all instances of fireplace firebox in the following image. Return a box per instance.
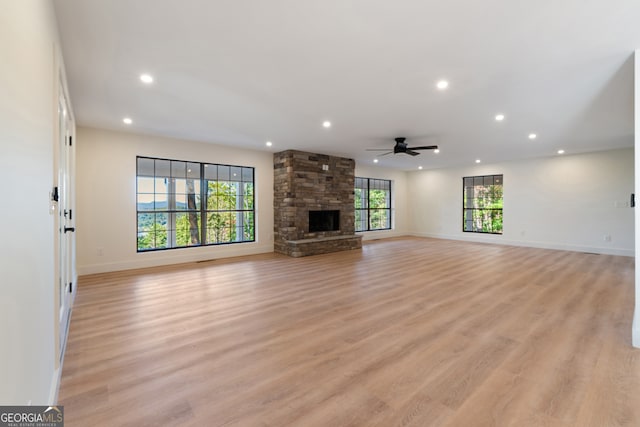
[309,210,340,232]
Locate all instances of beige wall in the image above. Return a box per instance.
[75,127,274,274]
[407,148,634,256]
[0,1,63,404]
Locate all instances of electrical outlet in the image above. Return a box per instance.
[96,247,104,256]
[604,234,612,242]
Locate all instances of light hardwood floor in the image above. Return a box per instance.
[58,237,639,426]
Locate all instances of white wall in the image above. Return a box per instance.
[408,148,634,256]
[76,127,274,274]
[633,50,639,348]
[354,164,409,240]
[0,1,62,404]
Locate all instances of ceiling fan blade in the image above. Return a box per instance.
[366,148,393,151]
[378,151,393,156]
[407,145,438,150]
[405,150,420,156]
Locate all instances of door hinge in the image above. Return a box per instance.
[69,282,72,293]
[52,186,59,202]
[69,136,73,146]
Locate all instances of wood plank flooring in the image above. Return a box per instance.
[58,237,639,426]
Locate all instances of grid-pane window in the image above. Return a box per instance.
[137,157,255,251]
[355,177,391,231]
[204,165,254,245]
[463,174,503,234]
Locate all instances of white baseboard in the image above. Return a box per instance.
[409,232,634,257]
[48,367,61,405]
[359,229,408,241]
[49,303,74,405]
[77,243,274,275]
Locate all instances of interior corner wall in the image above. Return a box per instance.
[354,164,409,240]
[407,148,634,256]
[633,49,639,348]
[75,127,274,275]
[0,1,61,404]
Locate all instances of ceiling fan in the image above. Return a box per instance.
[367,137,438,157]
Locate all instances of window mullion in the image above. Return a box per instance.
[168,177,176,248]
[367,178,371,231]
[200,164,206,245]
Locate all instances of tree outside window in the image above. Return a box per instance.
[463,175,503,234]
[136,157,255,251]
[355,177,391,231]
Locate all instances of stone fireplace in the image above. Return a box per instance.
[273,150,362,257]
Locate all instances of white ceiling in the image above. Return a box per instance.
[53,0,639,170]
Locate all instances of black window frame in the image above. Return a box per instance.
[462,174,503,235]
[355,177,392,232]
[136,156,255,252]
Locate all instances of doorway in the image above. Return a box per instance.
[56,83,76,362]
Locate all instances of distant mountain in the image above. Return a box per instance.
[137,201,191,230]
[137,201,188,210]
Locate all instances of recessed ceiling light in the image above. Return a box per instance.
[266,141,273,147]
[475,159,481,164]
[322,120,332,128]
[434,149,440,154]
[436,80,449,90]
[495,114,505,121]
[140,74,154,84]
[528,133,537,140]
[373,158,379,163]
[123,117,132,125]
[418,166,423,170]
[557,149,565,154]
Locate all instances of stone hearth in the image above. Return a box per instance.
[273,150,362,257]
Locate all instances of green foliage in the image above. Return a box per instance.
[243,183,254,210]
[354,188,364,209]
[369,189,387,209]
[137,222,167,250]
[175,213,200,247]
[137,179,254,251]
[355,186,390,231]
[369,189,389,229]
[206,181,255,244]
[207,182,242,243]
[464,181,503,233]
